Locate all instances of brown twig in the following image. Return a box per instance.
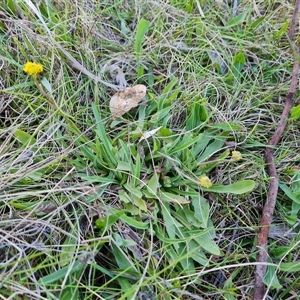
[253,1,300,299]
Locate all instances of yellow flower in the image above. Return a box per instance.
[23,62,43,76]
[199,175,212,189]
[232,150,242,161]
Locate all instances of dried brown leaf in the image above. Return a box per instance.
[109,84,147,117]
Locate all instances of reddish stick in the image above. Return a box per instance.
[253,1,300,299]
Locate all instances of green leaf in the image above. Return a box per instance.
[111,243,135,270]
[201,149,230,173]
[202,180,255,194]
[263,265,282,289]
[193,231,220,255]
[248,16,265,30]
[147,173,160,196]
[38,260,85,285]
[41,77,53,94]
[159,191,190,204]
[131,153,141,187]
[279,182,300,204]
[135,18,150,62]
[186,102,208,130]
[131,193,147,211]
[197,139,224,163]
[92,104,117,168]
[211,122,244,131]
[291,104,300,120]
[14,129,36,146]
[156,77,178,110]
[169,134,202,155]
[279,261,300,272]
[95,211,122,231]
[232,51,246,81]
[192,134,211,157]
[160,202,177,241]
[158,127,172,137]
[225,10,248,28]
[116,161,132,171]
[119,190,131,203]
[149,106,173,125]
[118,212,149,229]
[192,196,210,228]
[274,20,289,41]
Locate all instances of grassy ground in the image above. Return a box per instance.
[0,1,300,299]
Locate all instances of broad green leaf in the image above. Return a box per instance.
[192,196,210,228]
[117,277,134,299]
[291,104,300,120]
[279,182,300,204]
[119,190,131,203]
[10,201,37,210]
[60,274,80,300]
[124,184,143,198]
[202,180,255,194]
[171,209,193,229]
[135,18,150,62]
[263,265,282,289]
[111,243,135,270]
[131,194,147,211]
[194,231,220,256]
[192,134,211,157]
[116,161,131,171]
[59,234,78,267]
[186,102,208,130]
[88,262,114,278]
[147,173,159,196]
[160,202,176,240]
[113,232,128,247]
[14,129,36,146]
[197,139,224,163]
[279,261,300,272]
[76,174,117,184]
[158,127,172,137]
[149,106,172,125]
[118,139,131,162]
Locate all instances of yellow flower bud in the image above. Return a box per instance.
[199,175,212,188]
[232,150,242,161]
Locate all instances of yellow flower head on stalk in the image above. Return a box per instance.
[199,175,212,189]
[23,62,43,76]
[232,150,242,161]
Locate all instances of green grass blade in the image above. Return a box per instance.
[135,18,150,62]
